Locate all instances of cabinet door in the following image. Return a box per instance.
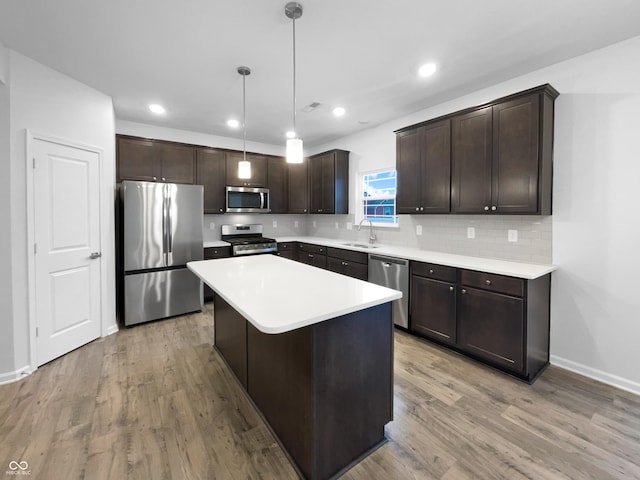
[298,252,327,269]
[267,156,288,213]
[287,161,308,214]
[396,128,421,214]
[410,276,457,345]
[117,136,157,182]
[451,107,493,213]
[309,153,327,213]
[196,148,226,214]
[156,142,196,184]
[226,152,267,187]
[421,120,451,213]
[458,286,524,373]
[492,93,540,213]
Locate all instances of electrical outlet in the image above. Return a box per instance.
[416,225,423,235]
[209,222,215,230]
[312,221,316,228]
[508,229,518,242]
[335,222,339,229]
[294,221,299,228]
[346,222,353,230]
[467,227,475,239]
[272,220,277,228]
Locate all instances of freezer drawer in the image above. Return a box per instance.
[124,268,202,326]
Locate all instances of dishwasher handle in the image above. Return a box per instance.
[369,254,408,267]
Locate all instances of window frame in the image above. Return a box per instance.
[356,168,399,228]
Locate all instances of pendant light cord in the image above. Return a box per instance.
[242,71,247,162]
[292,15,297,136]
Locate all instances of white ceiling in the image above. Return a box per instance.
[2,0,640,148]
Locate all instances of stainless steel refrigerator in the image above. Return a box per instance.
[122,180,203,326]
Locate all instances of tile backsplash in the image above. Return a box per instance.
[203,213,552,264]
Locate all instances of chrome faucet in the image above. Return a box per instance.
[357,218,376,244]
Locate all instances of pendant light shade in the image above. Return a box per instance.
[285,2,303,163]
[286,137,303,164]
[237,66,252,179]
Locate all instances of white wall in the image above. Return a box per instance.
[310,36,640,394]
[0,42,15,381]
[1,51,117,381]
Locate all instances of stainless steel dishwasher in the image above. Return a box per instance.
[368,254,409,328]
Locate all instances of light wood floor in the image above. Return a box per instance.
[1,304,639,479]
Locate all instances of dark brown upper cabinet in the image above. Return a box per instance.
[117,135,196,184]
[196,147,226,214]
[308,149,349,214]
[287,160,309,214]
[267,156,288,214]
[396,119,451,214]
[396,84,558,216]
[226,152,267,187]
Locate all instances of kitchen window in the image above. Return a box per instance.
[357,169,399,227]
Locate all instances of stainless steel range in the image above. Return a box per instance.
[221,224,277,256]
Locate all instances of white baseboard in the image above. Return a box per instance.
[105,323,119,336]
[0,365,33,385]
[550,355,640,396]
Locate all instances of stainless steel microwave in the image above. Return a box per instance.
[226,186,270,213]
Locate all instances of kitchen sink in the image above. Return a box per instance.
[341,243,379,249]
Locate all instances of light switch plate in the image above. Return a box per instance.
[335,222,339,229]
[294,221,299,228]
[508,229,518,242]
[346,222,353,230]
[416,225,423,235]
[467,227,475,239]
[312,221,316,228]
[209,222,215,230]
[272,220,277,228]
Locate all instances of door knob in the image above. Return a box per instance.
[89,252,102,259]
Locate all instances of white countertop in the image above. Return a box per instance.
[203,240,230,248]
[188,255,402,335]
[275,236,556,279]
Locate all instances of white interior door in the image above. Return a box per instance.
[33,138,101,366]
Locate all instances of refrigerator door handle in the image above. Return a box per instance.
[167,191,173,253]
[161,184,168,259]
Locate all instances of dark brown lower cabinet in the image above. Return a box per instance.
[326,247,368,280]
[458,286,524,372]
[275,242,298,261]
[409,261,550,382]
[213,293,393,480]
[410,276,457,346]
[297,243,327,269]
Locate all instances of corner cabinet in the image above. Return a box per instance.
[308,150,349,214]
[396,84,558,215]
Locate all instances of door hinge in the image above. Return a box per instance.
[36,327,39,338]
[32,157,36,169]
[34,243,37,254]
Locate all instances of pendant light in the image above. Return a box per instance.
[237,66,252,179]
[285,2,303,164]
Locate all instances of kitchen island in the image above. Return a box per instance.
[187,255,402,480]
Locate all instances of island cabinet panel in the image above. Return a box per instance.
[196,147,226,214]
[213,294,247,388]
[246,302,393,480]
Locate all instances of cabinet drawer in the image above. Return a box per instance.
[326,247,368,265]
[204,246,231,259]
[298,243,326,255]
[411,261,457,282]
[278,242,297,252]
[299,252,327,269]
[327,256,368,281]
[460,270,523,297]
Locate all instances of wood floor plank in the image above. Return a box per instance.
[1,306,639,480]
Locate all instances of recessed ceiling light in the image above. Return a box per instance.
[149,104,165,114]
[285,130,296,139]
[227,119,240,128]
[333,107,346,117]
[418,63,437,78]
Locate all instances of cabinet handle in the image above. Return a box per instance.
[219,208,223,212]
[304,209,307,213]
[429,269,434,274]
[485,279,491,285]
[462,289,467,294]
[318,209,323,212]
[449,286,454,292]
[415,207,419,211]
[153,176,157,181]
[342,261,349,266]
[308,254,314,258]
[484,206,489,211]
[162,177,166,181]
[420,207,424,211]
[319,248,323,252]
[491,206,497,211]
[214,250,218,254]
